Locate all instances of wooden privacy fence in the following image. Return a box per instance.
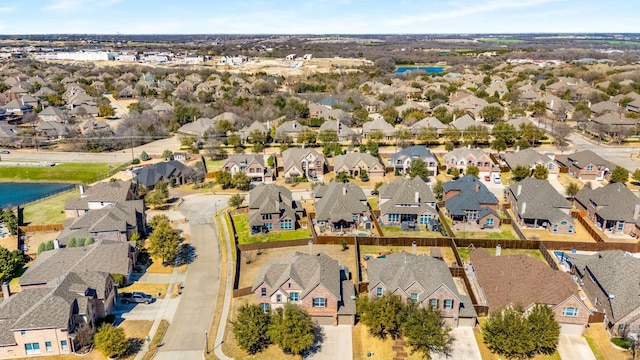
[19,224,64,232]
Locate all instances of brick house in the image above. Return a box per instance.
[65,180,138,218]
[566,251,640,337]
[555,150,616,181]
[248,183,304,233]
[366,252,477,327]
[378,177,438,229]
[574,183,640,236]
[501,148,559,179]
[313,181,370,233]
[333,153,385,178]
[443,147,497,178]
[252,252,356,326]
[281,148,326,181]
[471,248,591,334]
[388,145,438,176]
[221,154,274,183]
[443,175,500,228]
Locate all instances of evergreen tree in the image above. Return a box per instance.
[148,218,180,265]
[232,304,272,354]
[268,303,315,356]
[403,303,452,359]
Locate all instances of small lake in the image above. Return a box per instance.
[0,182,75,207]
[395,66,445,74]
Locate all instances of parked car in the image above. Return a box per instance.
[0,150,10,154]
[120,292,154,304]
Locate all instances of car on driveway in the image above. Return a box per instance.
[120,292,154,304]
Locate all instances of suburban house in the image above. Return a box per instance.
[38,106,67,123]
[252,252,356,326]
[362,115,395,140]
[443,175,500,228]
[281,148,326,181]
[58,200,146,245]
[451,114,484,131]
[313,181,369,233]
[0,271,116,357]
[221,154,274,183]
[366,252,477,327]
[443,147,497,178]
[501,148,559,179]
[132,160,198,190]
[388,145,438,176]
[378,177,439,230]
[36,121,70,140]
[410,116,447,137]
[64,181,138,218]
[237,121,268,143]
[589,113,638,138]
[471,248,591,334]
[574,183,640,236]
[508,177,575,234]
[275,120,308,142]
[248,183,303,233]
[177,117,218,138]
[333,153,385,178]
[566,251,640,337]
[555,150,616,181]
[318,119,358,142]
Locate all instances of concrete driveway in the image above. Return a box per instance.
[305,325,352,360]
[557,334,596,360]
[433,327,482,360]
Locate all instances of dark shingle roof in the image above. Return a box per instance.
[379,177,437,216]
[443,175,498,216]
[510,177,573,224]
[132,161,195,188]
[313,181,368,223]
[248,183,299,227]
[575,183,640,223]
[555,150,616,171]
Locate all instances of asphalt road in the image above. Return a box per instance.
[154,194,226,360]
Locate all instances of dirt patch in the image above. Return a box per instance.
[22,231,60,257]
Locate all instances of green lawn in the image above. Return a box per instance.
[22,189,77,225]
[232,214,312,245]
[0,162,123,183]
[367,197,379,210]
[455,225,518,240]
[204,159,225,173]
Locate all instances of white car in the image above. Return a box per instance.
[493,175,501,184]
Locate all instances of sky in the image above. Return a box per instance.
[0,0,637,34]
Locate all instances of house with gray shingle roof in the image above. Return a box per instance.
[333,152,385,178]
[65,180,138,218]
[378,177,438,229]
[313,181,369,233]
[248,183,303,233]
[132,160,197,190]
[366,252,477,327]
[501,148,559,179]
[443,175,500,228]
[555,150,616,181]
[221,154,274,183]
[362,115,395,140]
[589,113,638,138]
[472,248,590,334]
[275,120,308,142]
[319,119,357,142]
[566,251,640,337]
[508,177,574,234]
[0,270,116,356]
[388,145,438,176]
[237,121,268,143]
[281,148,326,181]
[574,183,640,236]
[252,252,356,326]
[410,116,447,137]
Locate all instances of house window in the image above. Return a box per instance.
[547,164,554,170]
[562,307,579,317]
[444,299,453,310]
[430,299,439,308]
[276,294,282,303]
[249,168,254,173]
[313,298,326,307]
[60,340,68,351]
[45,342,52,352]
[388,214,399,222]
[553,225,558,232]
[484,162,490,167]
[476,162,482,167]
[260,303,270,313]
[265,223,273,230]
[280,219,293,230]
[261,287,267,297]
[376,287,383,297]
[619,324,625,332]
[486,218,494,227]
[568,226,574,233]
[618,222,625,231]
[20,330,25,336]
[419,215,430,225]
[25,343,41,355]
[353,214,359,222]
[290,293,299,302]
[561,221,567,226]
[316,161,321,167]
[586,165,593,171]
[410,293,418,302]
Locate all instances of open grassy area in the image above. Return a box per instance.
[204,158,225,172]
[584,323,628,360]
[0,162,123,183]
[232,214,312,245]
[474,318,560,360]
[360,245,458,267]
[455,225,518,240]
[22,189,77,225]
[367,196,379,210]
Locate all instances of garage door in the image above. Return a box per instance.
[313,316,335,326]
[561,323,586,335]
[458,317,478,327]
[338,315,354,326]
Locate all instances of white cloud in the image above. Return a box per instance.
[0,7,14,13]
[44,0,122,13]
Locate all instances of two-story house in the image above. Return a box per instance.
[555,150,616,181]
[275,120,308,143]
[443,175,500,228]
[472,248,591,334]
[252,252,356,326]
[333,153,385,178]
[221,154,274,183]
[443,147,497,178]
[366,252,477,327]
[313,181,369,233]
[388,145,438,176]
[281,148,326,181]
[378,177,439,230]
[574,183,640,236]
[501,148,559,179]
[64,181,138,218]
[248,183,303,233]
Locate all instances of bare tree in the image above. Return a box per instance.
[553,123,572,152]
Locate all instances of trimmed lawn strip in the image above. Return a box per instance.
[146,260,175,274]
[232,214,312,244]
[0,162,123,183]
[119,283,169,298]
[205,211,230,359]
[142,320,169,360]
[455,225,518,240]
[22,189,77,225]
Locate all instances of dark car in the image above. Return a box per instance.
[120,292,154,304]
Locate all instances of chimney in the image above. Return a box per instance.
[467,144,471,149]
[517,185,522,196]
[634,203,640,220]
[275,199,279,211]
[1,282,9,299]
[53,239,60,249]
[412,241,417,255]
[550,99,554,109]
[342,186,347,196]
[588,100,592,108]
[308,239,313,255]
[79,185,85,197]
[520,202,527,215]
[415,191,419,203]
[516,145,520,152]
[496,244,502,257]
[453,114,457,122]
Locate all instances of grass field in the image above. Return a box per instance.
[232,214,312,245]
[22,189,77,225]
[0,162,123,183]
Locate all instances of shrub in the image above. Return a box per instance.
[94,324,128,358]
[131,158,141,165]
